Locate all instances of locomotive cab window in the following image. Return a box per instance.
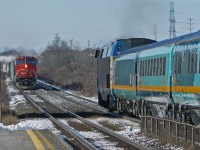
[106,45,112,57]
[102,48,108,58]
[117,46,122,50]
[16,60,25,65]
[27,59,36,65]
[95,49,100,58]
[100,49,104,58]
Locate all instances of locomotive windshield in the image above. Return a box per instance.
[16,60,25,65]
[26,59,36,65]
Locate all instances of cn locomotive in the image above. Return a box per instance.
[9,56,37,89]
[95,31,200,126]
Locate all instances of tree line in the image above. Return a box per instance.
[38,35,97,96]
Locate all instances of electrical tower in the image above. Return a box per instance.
[169,1,176,38]
[187,18,193,33]
[153,24,157,41]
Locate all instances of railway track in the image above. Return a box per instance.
[36,80,200,149]
[26,88,148,150]
[19,88,150,150]
[21,90,97,150]
[8,79,94,150]
[8,79,190,149]
[6,78,199,149]
[37,80,141,124]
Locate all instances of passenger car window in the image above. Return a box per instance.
[163,57,166,75]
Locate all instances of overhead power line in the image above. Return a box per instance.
[175,11,200,16]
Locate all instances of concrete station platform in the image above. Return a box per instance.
[0,129,67,150]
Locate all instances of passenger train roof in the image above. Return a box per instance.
[121,30,200,55]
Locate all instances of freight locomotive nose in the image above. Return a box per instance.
[11,56,37,90]
[18,64,33,77]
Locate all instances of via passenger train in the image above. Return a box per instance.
[96,31,200,126]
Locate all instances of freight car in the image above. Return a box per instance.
[96,31,200,126]
[9,56,37,89]
[95,38,157,109]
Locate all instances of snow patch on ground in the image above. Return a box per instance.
[6,77,27,110]
[37,90,64,104]
[59,119,123,150]
[28,95,44,103]
[92,117,138,126]
[9,95,27,110]
[38,79,98,103]
[0,118,61,135]
[79,131,123,150]
[7,84,19,94]
[81,96,98,103]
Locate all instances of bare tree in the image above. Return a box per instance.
[38,35,97,96]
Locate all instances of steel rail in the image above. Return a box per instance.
[37,80,141,124]
[31,90,150,150]
[21,90,98,150]
[52,90,141,123]
[37,80,97,104]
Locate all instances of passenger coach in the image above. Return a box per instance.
[97,31,200,126]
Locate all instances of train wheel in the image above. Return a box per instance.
[98,93,103,107]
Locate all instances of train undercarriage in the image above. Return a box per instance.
[15,77,36,89]
[109,97,200,126]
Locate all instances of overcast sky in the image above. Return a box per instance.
[0,0,200,52]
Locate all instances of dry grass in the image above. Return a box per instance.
[67,119,93,131]
[154,126,195,149]
[1,73,9,103]
[0,72,19,125]
[158,128,177,145]
[183,140,195,150]
[99,120,122,131]
[1,102,10,115]
[2,114,19,125]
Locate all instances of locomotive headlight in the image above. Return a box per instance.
[25,64,27,68]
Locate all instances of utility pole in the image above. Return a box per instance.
[87,40,90,49]
[169,1,176,38]
[187,18,193,33]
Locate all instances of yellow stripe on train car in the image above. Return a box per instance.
[111,84,136,91]
[111,84,200,93]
